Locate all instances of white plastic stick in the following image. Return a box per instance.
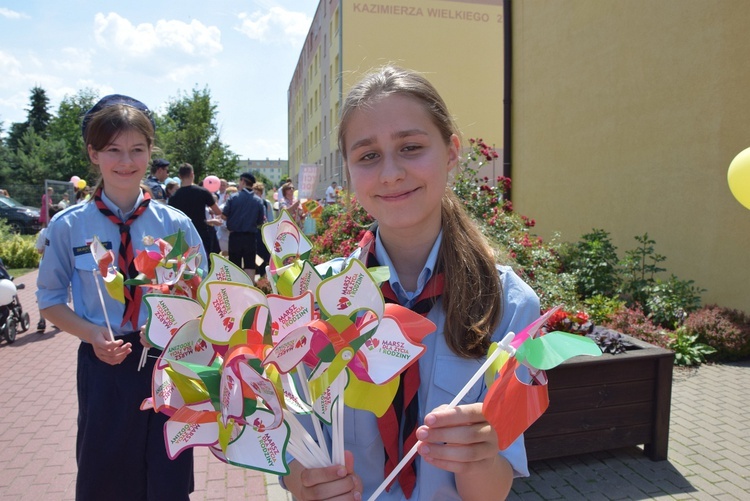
[92,269,115,342]
[366,332,516,501]
[285,413,331,467]
[296,364,330,462]
[138,347,149,372]
[331,375,345,466]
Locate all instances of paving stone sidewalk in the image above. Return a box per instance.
[1,269,747,500]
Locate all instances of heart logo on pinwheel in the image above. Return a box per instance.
[223,316,235,332]
[337,297,350,310]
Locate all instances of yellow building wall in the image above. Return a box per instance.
[511,0,750,311]
[341,0,504,143]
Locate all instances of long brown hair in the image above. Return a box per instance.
[339,66,502,358]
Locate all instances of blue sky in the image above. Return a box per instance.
[0,1,318,160]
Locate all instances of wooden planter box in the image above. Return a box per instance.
[525,333,674,462]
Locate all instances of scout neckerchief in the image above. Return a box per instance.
[94,187,151,331]
[359,226,444,499]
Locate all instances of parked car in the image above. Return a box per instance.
[0,195,42,234]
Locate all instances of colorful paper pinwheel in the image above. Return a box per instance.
[124,229,203,298]
[90,235,124,302]
[482,306,602,449]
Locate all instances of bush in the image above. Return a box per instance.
[310,199,374,264]
[0,219,40,268]
[644,274,704,329]
[584,294,626,326]
[0,232,40,268]
[600,305,671,349]
[669,327,716,366]
[683,305,750,361]
[559,229,620,299]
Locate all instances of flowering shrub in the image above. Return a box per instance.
[545,309,593,335]
[683,305,750,360]
[599,305,671,349]
[310,200,374,264]
[453,139,579,310]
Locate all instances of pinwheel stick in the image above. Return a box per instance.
[138,347,149,372]
[92,269,115,342]
[296,365,330,462]
[366,331,516,501]
[285,413,331,468]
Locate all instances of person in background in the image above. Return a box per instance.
[252,182,274,278]
[165,180,179,200]
[216,185,238,257]
[40,186,54,227]
[34,226,48,332]
[282,66,540,501]
[276,177,291,208]
[57,192,71,210]
[168,163,223,254]
[217,178,229,205]
[279,182,304,226]
[325,180,338,205]
[146,158,170,202]
[222,172,264,282]
[36,94,204,500]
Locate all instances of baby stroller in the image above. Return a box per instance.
[0,258,31,344]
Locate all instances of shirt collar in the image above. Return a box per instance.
[374,229,442,307]
[101,189,145,221]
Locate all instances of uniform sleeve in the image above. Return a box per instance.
[36,217,75,309]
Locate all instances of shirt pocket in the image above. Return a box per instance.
[433,355,484,405]
[343,406,381,447]
[73,252,100,292]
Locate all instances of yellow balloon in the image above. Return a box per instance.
[77,179,87,190]
[728,147,750,210]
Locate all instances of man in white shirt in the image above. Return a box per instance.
[325,181,338,205]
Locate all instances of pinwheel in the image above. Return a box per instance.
[148,315,292,474]
[124,229,203,299]
[90,235,124,303]
[144,248,340,472]
[366,310,601,501]
[263,259,436,465]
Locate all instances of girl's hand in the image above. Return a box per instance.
[416,402,500,474]
[416,403,513,500]
[88,326,132,365]
[286,451,362,501]
[139,326,153,348]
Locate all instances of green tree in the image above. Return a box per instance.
[157,87,239,180]
[27,86,52,135]
[10,128,70,185]
[7,86,52,151]
[0,122,11,186]
[47,89,99,182]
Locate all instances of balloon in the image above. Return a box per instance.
[0,279,16,306]
[204,175,220,193]
[293,189,299,200]
[77,179,87,190]
[728,147,750,210]
[70,176,80,185]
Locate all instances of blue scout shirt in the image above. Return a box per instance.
[37,190,207,338]
[291,230,540,500]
